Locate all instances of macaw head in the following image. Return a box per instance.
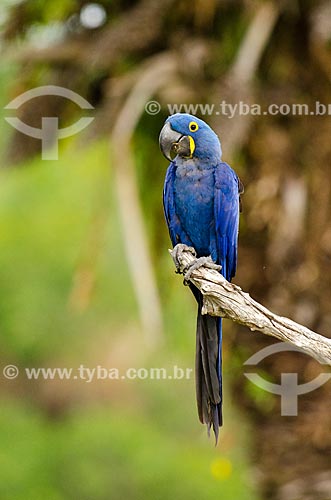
[159,113,222,163]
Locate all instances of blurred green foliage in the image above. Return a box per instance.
[0,142,137,362]
[0,399,253,500]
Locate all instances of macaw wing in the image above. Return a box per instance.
[163,162,183,247]
[214,162,241,281]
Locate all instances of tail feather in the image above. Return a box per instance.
[217,317,223,418]
[195,297,223,442]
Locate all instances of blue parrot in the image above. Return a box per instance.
[159,113,243,440]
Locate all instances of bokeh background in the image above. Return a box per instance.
[0,1,331,499]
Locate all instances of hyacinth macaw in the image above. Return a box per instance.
[159,113,243,441]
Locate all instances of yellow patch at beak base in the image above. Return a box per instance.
[188,136,195,157]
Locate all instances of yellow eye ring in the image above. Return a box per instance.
[189,121,199,132]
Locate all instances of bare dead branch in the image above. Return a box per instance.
[170,244,331,365]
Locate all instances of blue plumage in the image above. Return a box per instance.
[160,113,242,440]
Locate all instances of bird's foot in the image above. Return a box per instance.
[183,256,221,284]
[170,244,196,274]
[170,244,221,285]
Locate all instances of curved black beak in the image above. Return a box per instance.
[159,121,192,161]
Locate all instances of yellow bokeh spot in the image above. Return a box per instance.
[210,457,233,480]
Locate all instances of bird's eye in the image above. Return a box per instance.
[189,121,199,132]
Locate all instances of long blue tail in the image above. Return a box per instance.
[194,290,223,442]
[208,317,223,441]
